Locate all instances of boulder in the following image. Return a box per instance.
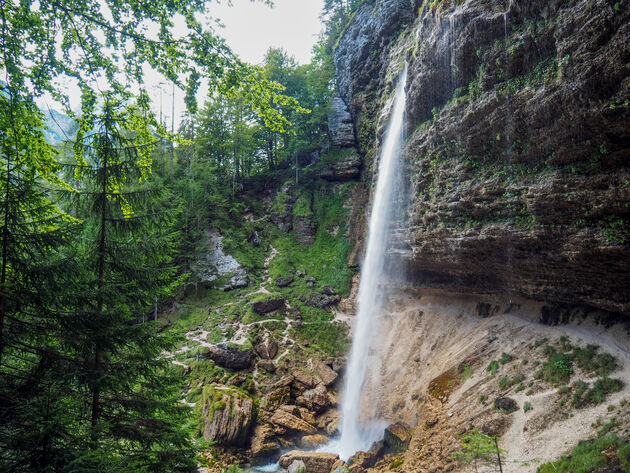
[384,422,412,453]
[279,451,340,473]
[328,97,355,147]
[306,277,316,288]
[316,408,339,436]
[255,340,279,360]
[296,384,331,412]
[271,375,294,389]
[309,358,338,387]
[326,357,346,373]
[251,297,285,314]
[321,286,337,296]
[348,450,376,469]
[257,360,276,373]
[293,371,318,390]
[300,433,329,449]
[202,344,253,370]
[298,408,316,425]
[202,389,254,447]
[263,386,290,411]
[494,397,518,413]
[250,424,279,458]
[276,275,295,287]
[288,460,306,473]
[320,153,361,182]
[270,409,317,434]
[305,293,340,309]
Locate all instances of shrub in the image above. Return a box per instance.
[486,360,500,375]
[536,434,622,473]
[523,401,532,412]
[500,352,513,364]
[541,346,573,385]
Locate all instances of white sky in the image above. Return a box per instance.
[210,0,325,66]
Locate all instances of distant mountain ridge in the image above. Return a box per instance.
[42,107,75,145]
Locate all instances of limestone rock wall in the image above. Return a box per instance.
[335,0,630,315]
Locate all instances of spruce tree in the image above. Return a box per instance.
[61,93,196,472]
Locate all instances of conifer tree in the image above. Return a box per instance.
[61,93,196,472]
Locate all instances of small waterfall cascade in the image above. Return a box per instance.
[334,63,408,460]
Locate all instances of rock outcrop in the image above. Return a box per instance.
[202,389,255,447]
[201,344,254,370]
[191,231,249,290]
[328,96,356,147]
[320,152,362,181]
[279,451,340,473]
[251,297,285,314]
[335,0,630,316]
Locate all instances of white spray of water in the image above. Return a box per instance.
[332,64,408,460]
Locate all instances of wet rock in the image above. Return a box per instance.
[202,389,254,447]
[383,422,412,453]
[270,409,317,434]
[191,231,249,291]
[326,357,346,373]
[494,397,518,413]
[201,344,253,370]
[348,450,377,469]
[251,297,285,314]
[250,424,279,458]
[288,460,306,473]
[279,451,340,473]
[248,231,261,247]
[328,96,356,147]
[334,0,412,104]
[316,408,339,436]
[330,460,347,473]
[300,434,329,449]
[368,440,385,459]
[320,153,361,182]
[337,0,630,316]
[347,464,366,473]
[255,340,279,360]
[276,276,295,288]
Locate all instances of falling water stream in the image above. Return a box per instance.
[330,64,408,460]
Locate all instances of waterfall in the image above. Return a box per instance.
[334,63,408,460]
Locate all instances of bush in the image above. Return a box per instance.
[523,401,532,412]
[541,346,573,385]
[500,352,513,364]
[486,360,500,375]
[536,434,622,473]
[570,377,623,408]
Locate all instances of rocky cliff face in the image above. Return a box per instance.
[336,0,630,316]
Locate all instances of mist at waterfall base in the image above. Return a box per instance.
[323,65,408,461]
